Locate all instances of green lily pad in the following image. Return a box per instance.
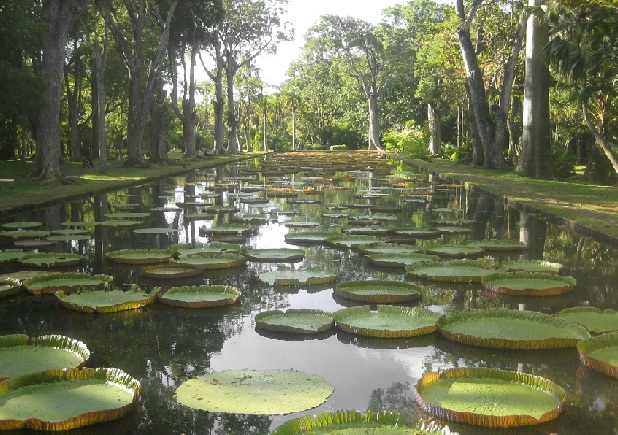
[415,367,566,428]
[0,367,140,431]
[203,205,240,214]
[175,369,334,415]
[557,307,618,334]
[272,411,448,434]
[283,221,322,228]
[172,252,246,269]
[334,280,423,304]
[19,253,85,268]
[46,234,92,241]
[481,272,576,296]
[255,269,338,286]
[23,273,113,295]
[321,212,349,218]
[106,248,174,265]
[61,221,102,227]
[577,332,618,379]
[141,264,205,280]
[244,248,305,262]
[425,245,485,258]
[0,249,24,264]
[100,220,143,227]
[133,227,178,234]
[327,234,381,249]
[367,253,440,268]
[183,212,215,221]
[357,243,422,255]
[14,239,57,248]
[158,285,241,308]
[392,228,441,239]
[343,226,392,236]
[406,259,495,283]
[172,242,243,256]
[0,230,50,240]
[56,286,159,313]
[468,239,528,252]
[255,309,334,334]
[104,212,150,219]
[199,224,258,236]
[499,260,563,274]
[284,231,335,245]
[333,305,441,338]
[349,214,398,223]
[439,309,590,349]
[0,334,90,380]
[1,221,42,230]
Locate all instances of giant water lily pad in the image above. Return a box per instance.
[56,286,158,313]
[255,269,338,286]
[425,244,485,258]
[284,231,335,245]
[106,248,174,265]
[199,224,258,236]
[0,367,140,431]
[439,309,590,349]
[0,230,50,240]
[333,305,441,338]
[173,252,246,269]
[272,411,450,434]
[1,221,42,230]
[159,285,241,308]
[175,369,334,415]
[481,272,576,296]
[557,307,618,334]
[244,248,305,262]
[46,234,92,242]
[173,242,243,256]
[577,332,618,378]
[133,227,178,234]
[327,234,380,249]
[499,259,563,274]
[367,253,439,268]
[0,249,24,264]
[406,259,495,283]
[357,243,422,255]
[141,264,205,280]
[19,253,85,268]
[415,367,566,428]
[255,309,334,334]
[104,212,150,219]
[0,334,90,380]
[392,228,441,239]
[468,239,527,252]
[23,272,113,295]
[334,280,423,304]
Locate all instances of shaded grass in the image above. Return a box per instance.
[409,158,618,244]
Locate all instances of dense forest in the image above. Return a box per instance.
[0,0,617,183]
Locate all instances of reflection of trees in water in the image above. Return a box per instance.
[368,381,418,421]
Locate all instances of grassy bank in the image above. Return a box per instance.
[0,152,265,214]
[408,158,618,246]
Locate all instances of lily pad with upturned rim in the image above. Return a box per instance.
[106,248,174,265]
[577,332,618,378]
[19,253,85,268]
[439,308,590,349]
[172,242,243,256]
[284,231,335,245]
[46,234,92,242]
[175,369,333,415]
[334,280,423,304]
[0,230,50,240]
[1,221,42,230]
[244,248,305,262]
[255,309,334,334]
[255,269,338,286]
[199,224,258,236]
[481,272,576,296]
[0,249,24,264]
[0,334,90,380]
[367,253,439,268]
[172,252,246,269]
[333,305,441,338]
[356,243,422,256]
[141,264,205,280]
[133,227,178,235]
[557,307,618,334]
[468,239,528,252]
[425,244,485,258]
[406,259,495,283]
[104,212,150,219]
[415,367,566,428]
[326,234,380,249]
[23,272,113,295]
[0,367,140,431]
[158,285,241,308]
[55,286,158,313]
[499,260,563,274]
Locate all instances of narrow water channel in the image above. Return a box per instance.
[0,155,616,434]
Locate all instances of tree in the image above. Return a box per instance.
[455,0,526,168]
[98,0,177,166]
[545,2,618,177]
[31,0,92,180]
[517,1,553,178]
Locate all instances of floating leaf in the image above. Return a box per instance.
[333,305,440,338]
[415,367,566,428]
[0,334,90,380]
[0,367,140,431]
[499,259,563,274]
[19,253,85,268]
[425,244,484,258]
[175,369,333,415]
[327,234,381,249]
[406,259,495,283]
[557,307,618,334]
[468,239,527,252]
[284,231,335,245]
[0,230,50,240]
[244,248,305,262]
[367,253,439,268]
[56,286,158,313]
[356,243,422,255]
[141,264,205,280]
[439,309,590,349]
[159,285,241,308]
[0,249,24,264]
[172,252,246,269]
[255,269,338,286]
[255,309,334,334]
[172,242,242,256]
[334,280,423,304]
[481,272,576,296]
[106,248,174,265]
[1,221,42,230]
[23,273,113,295]
[199,224,258,236]
[133,227,178,234]
[577,332,618,379]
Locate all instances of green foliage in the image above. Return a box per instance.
[553,151,576,179]
[382,121,429,160]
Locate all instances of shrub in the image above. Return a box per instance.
[553,151,576,179]
[382,121,429,160]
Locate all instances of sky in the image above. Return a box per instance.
[255,0,403,88]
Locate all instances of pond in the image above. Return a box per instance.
[0,153,616,434]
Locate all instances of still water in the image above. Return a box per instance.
[0,155,616,434]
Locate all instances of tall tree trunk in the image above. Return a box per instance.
[225,52,239,154]
[64,46,81,162]
[32,1,92,180]
[367,92,383,150]
[517,0,553,178]
[183,47,197,159]
[428,103,441,156]
[93,23,108,174]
